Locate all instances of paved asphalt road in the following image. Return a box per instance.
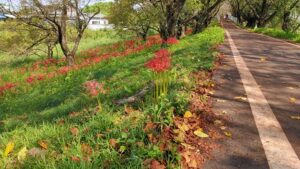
[204,21,300,169]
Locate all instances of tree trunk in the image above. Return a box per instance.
[47,42,56,59]
[193,14,208,34]
[159,0,186,44]
[142,33,147,41]
[236,12,242,24]
[246,18,257,28]
[282,11,291,32]
[47,44,54,59]
[159,23,169,44]
[176,19,186,39]
[166,5,179,38]
[193,21,205,34]
[66,54,75,66]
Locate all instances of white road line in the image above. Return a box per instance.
[225,29,300,169]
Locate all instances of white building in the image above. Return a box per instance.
[87,14,113,30]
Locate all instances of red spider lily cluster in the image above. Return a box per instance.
[0,34,164,95]
[125,40,136,49]
[83,80,106,97]
[145,49,171,73]
[0,82,17,95]
[25,74,47,84]
[163,37,179,45]
[58,66,71,74]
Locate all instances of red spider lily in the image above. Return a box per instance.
[37,74,46,81]
[154,49,171,58]
[101,53,110,60]
[135,45,145,52]
[111,52,122,57]
[58,66,71,74]
[163,37,179,45]
[32,63,40,70]
[145,49,171,73]
[85,48,101,58]
[18,68,27,74]
[90,56,102,64]
[47,73,56,79]
[83,80,106,97]
[26,76,35,84]
[0,82,17,94]
[124,40,135,49]
[1,33,165,93]
[42,58,58,67]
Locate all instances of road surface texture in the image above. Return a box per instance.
[204,21,300,169]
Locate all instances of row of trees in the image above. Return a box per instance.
[230,0,300,32]
[0,0,224,65]
[109,0,224,41]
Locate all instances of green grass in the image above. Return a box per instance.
[0,27,224,168]
[0,29,123,73]
[0,29,126,89]
[253,28,300,43]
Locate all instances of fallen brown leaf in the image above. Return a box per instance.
[109,139,117,148]
[289,97,296,103]
[38,140,48,150]
[234,96,247,101]
[69,112,80,118]
[290,116,300,120]
[150,160,165,169]
[143,122,156,133]
[260,57,267,62]
[194,128,209,138]
[177,123,190,132]
[224,131,232,137]
[181,150,198,168]
[81,143,93,156]
[70,127,79,136]
[71,156,81,162]
[216,99,227,103]
[184,111,193,118]
[173,129,185,143]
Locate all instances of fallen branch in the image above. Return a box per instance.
[114,82,154,105]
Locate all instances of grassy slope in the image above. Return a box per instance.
[0,30,122,80]
[0,27,224,168]
[253,28,300,43]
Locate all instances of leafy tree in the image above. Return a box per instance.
[110,0,157,40]
[149,0,186,41]
[280,0,300,31]
[0,20,53,57]
[191,0,224,33]
[84,1,113,15]
[230,0,247,24]
[245,0,281,27]
[1,0,100,65]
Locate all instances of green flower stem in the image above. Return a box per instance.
[97,96,102,112]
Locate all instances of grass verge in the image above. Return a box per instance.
[253,28,300,43]
[0,27,224,168]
